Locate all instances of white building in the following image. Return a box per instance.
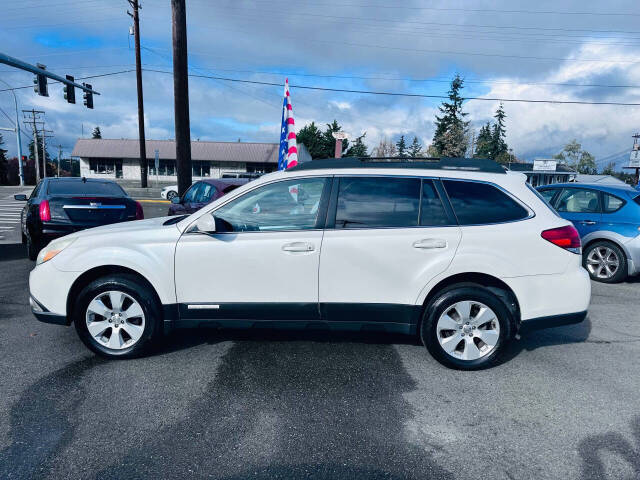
[71,138,311,181]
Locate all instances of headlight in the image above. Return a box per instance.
[36,237,77,266]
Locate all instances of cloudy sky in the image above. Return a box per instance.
[1,0,639,168]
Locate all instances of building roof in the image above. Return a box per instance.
[71,138,307,164]
[573,174,628,186]
[506,162,576,174]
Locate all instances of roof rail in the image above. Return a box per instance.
[287,157,506,174]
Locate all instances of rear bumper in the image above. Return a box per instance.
[624,234,640,276]
[518,310,587,334]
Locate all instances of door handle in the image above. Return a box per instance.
[579,220,596,225]
[413,238,447,249]
[282,242,315,252]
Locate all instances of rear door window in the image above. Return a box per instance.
[335,177,421,228]
[555,188,600,213]
[420,180,451,226]
[442,180,529,225]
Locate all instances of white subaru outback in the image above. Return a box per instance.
[29,158,591,369]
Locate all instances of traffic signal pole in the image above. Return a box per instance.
[128,0,148,188]
[171,0,192,197]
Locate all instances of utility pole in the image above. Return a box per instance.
[171,0,192,196]
[58,145,62,177]
[128,0,148,188]
[23,109,45,183]
[0,78,24,186]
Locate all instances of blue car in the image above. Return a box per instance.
[537,183,640,283]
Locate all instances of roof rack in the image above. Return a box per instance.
[287,157,506,174]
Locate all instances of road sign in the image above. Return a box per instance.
[628,149,640,168]
[533,160,557,171]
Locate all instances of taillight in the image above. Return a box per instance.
[541,225,581,254]
[135,201,144,220]
[39,200,51,222]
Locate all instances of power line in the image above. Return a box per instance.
[144,68,640,106]
[3,67,640,106]
[237,0,640,17]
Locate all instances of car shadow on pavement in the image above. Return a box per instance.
[0,356,105,480]
[0,243,28,262]
[578,415,640,479]
[498,315,593,365]
[95,330,455,479]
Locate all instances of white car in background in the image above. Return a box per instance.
[29,158,591,370]
[160,185,179,201]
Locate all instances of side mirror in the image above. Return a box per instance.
[189,214,216,234]
[171,196,181,204]
[14,194,27,201]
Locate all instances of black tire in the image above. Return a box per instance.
[26,233,40,261]
[420,286,514,370]
[73,274,163,359]
[167,190,177,200]
[583,240,627,283]
[21,231,27,245]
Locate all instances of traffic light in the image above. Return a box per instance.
[83,83,93,109]
[63,75,75,104]
[33,63,48,97]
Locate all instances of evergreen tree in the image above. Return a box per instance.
[91,126,102,139]
[432,74,469,157]
[395,135,407,157]
[297,122,325,159]
[345,132,369,157]
[408,136,423,157]
[491,103,507,159]
[474,123,493,158]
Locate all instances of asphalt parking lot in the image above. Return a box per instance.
[1,193,639,479]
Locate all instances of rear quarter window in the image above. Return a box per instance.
[602,193,626,213]
[443,179,530,225]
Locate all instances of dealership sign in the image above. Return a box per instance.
[533,160,557,171]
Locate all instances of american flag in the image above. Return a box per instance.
[278,78,298,170]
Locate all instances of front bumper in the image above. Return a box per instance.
[30,295,68,325]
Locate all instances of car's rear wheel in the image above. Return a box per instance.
[420,286,513,370]
[26,233,40,261]
[583,241,627,283]
[73,274,162,358]
[166,190,177,200]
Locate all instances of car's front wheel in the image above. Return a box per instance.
[420,286,513,370]
[73,274,162,358]
[583,241,627,283]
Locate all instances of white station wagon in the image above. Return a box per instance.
[29,158,591,369]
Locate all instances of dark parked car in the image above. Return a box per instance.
[16,177,144,260]
[167,178,246,216]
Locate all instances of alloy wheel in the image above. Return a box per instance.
[85,290,146,350]
[586,246,619,280]
[436,301,500,361]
